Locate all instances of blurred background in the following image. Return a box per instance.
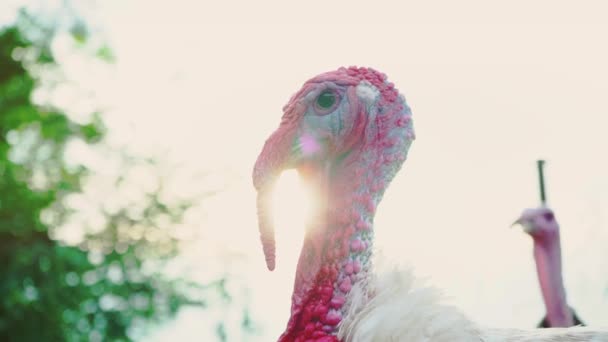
[0,1,607,341]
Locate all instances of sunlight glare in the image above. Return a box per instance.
[272,170,316,230]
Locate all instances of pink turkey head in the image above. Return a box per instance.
[513,207,560,241]
[252,66,415,271]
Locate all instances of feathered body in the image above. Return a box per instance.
[252,66,608,341]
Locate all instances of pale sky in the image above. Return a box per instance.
[3,1,608,341]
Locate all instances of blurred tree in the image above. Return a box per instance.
[0,9,226,342]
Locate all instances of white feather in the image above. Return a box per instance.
[337,262,608,342]
[338,262,481,342]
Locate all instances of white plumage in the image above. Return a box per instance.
[339,263,607,341]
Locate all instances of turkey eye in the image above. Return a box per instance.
[313,90,339,115]
[317,91,336,109]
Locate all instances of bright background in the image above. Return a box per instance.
[4,1,608,340]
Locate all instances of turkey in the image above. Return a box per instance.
[514,206,585,328]
[252,66,608,341]
[513,161,584,328]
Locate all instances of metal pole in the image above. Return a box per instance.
[537,160,547,205]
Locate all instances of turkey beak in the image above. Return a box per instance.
[510,217,532,233]
[252,117,300,271]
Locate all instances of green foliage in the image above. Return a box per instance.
[0,12,205,342]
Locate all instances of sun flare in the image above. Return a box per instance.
[272,170,318,227]
[271,171,319,255]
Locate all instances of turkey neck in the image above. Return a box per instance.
[532,229,574,327]
[279,156,379,342]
